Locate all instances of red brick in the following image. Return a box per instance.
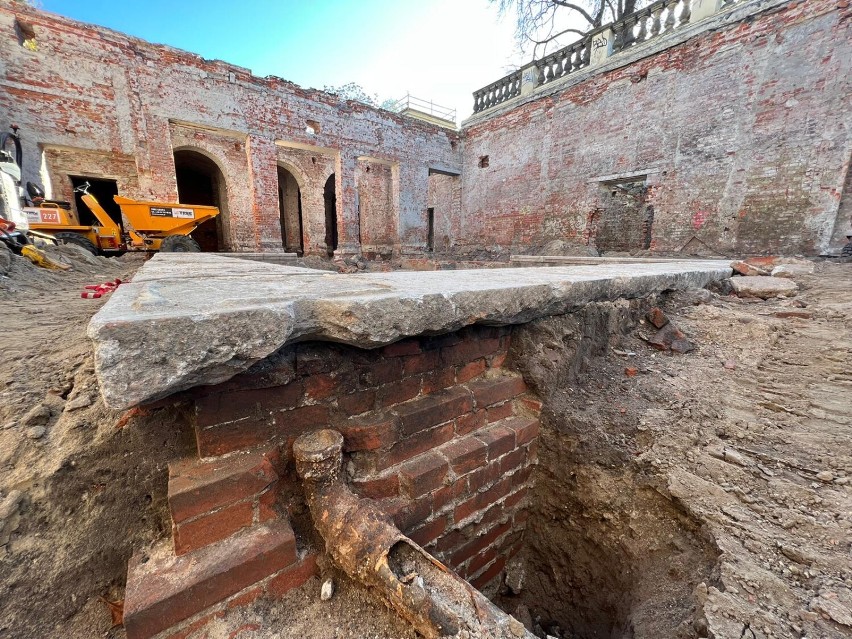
[168,449,279,523]
[441,436,488,475]
[498,447,526,475]
[257,486,278,523]
[507,416,539,445]
[467,460,502,494]
[456,358,487,383]
[476,423,516,460]
[399,452,449,498]
[467,376,527,409]
[465,546,497,579]
[402,350,441,375]
[470,555,507,590]
[173,500,254,555]
[449,520,512,566]
[303,374,338,400]
[383,340,422,357]
[409,516,447,547]
[503,487,528,511]
[357,358,403,386]
[431,478,470,514]
[395,387,473,438]
[518,395,543,414]
[266,553,318,597]
[195,418,276,457]
[352,472,400,499]
[422,368,456,394]
[274,404,330,436]
[453,477,514,523]
[390,497,433,533]
[442,337,502,367]
[124,520,297,639]
[195,384,302,428]
[377,376,422,407]
[339,415,396,452]
[376,422,455,471]
[455,409,487,436]
[338,389,376,415]
[486,401,514,423]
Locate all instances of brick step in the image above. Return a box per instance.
[168,448,280,555]
[124,519,301,639]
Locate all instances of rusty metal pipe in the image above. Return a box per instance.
[294,429,534,639]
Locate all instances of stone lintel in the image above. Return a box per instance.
[88,254,732,409]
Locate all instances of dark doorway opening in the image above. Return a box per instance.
[427,207,435,252]
[324,174,338,256]
[69,176,121,228]
[173,150,227,252]
[594,177,652,253]
[277,166,303,255]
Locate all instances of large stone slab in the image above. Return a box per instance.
[88,254,732,409]
[730,275,798,299]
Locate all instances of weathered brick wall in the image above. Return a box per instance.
[0,3,460,254]
[460,0,852,256]
[184,325,539,589]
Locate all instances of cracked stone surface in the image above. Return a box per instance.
[88,254,732,409]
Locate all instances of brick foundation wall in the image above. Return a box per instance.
[187,325,540,588]
[460,0,852,256]
[125,325,540,638]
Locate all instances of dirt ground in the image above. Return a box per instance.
[0,247,849,639]
[507,262,851,639]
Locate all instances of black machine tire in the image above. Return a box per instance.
[160,235,201,253]
[54,232,98,255]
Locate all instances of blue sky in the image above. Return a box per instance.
[39,0,524,120]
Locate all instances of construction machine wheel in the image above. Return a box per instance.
[54,232,98,255]
[160,235,201,252]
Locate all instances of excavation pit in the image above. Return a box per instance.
[86,254,732,638]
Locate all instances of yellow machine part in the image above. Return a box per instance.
[21,244,72,270]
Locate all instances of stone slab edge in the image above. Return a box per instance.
[88,254,731,409]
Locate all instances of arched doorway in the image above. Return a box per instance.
[324,174,338,256]
[173,149,228,252]
[277,165,303,254]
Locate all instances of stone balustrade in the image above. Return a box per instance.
[472,70,522,114]
[472,0,745,114]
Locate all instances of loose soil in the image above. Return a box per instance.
[1,248,849,639]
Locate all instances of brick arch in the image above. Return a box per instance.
[172,146,232,252]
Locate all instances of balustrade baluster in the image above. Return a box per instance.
[664,0,679,30]
[651,4,664,35]
[679,0,691,25]
[623,16,637,47]
[637,13,648,42]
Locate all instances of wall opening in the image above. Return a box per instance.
[173,150,228,252]
[324,173,338,256]
[69,176,121,228]
[277,165,303,255]
[594,177,652,253]
[427,207,435,252]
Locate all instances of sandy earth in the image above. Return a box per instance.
[0,246,849,639]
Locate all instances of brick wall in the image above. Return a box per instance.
[460,0,852,256]
[188,325,539,584]
[126,325,539,638]
[0,3,460,255]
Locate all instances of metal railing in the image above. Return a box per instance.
[390,94,457,123]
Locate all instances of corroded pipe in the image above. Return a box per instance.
[294,429,534,639]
